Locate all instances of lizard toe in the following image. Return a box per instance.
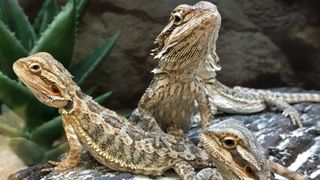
[282,108,303,127]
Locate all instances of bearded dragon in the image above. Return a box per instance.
[15,52,304,180]
[201,119,306,180]
[13,52,216,180]
[131,1,221,136]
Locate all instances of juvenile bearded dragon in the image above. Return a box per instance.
[13,52,216,180]
[132,1,221,136]
[201,119,306,180]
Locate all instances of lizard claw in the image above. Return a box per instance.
[161,135,177,145]
[40,160,60,172]
[282,107,303,128]
[153,133,177,148]
[41,160,77,172]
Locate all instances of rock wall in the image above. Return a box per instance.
[21,0,320,109]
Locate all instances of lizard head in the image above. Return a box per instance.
[152,1,221,71]
[200,119,272,180]
[13,52,74,108]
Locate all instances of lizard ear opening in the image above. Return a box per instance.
[244,165,253,174]
[50,84,62,97]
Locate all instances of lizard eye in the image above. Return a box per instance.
[222,137,237,148]
[172,12,183,25]
[29,63,41,73]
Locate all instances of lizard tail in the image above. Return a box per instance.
[266,92,320,104]
[268,161,306,180]
[234,87,320,103]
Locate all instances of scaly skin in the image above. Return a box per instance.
[201,119,306,180]
[132,1,221,136]
[203,80,320,127]
[13,52,216,180]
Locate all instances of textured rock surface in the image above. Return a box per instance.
[10,89,320,180]
[19,0,320,109]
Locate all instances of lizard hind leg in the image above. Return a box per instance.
[263,96,303,127]
[41,118,82,172]
[173,161,219,180]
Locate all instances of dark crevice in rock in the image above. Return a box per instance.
[266,30,320,89]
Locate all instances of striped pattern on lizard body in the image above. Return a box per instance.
[134,1,221,135]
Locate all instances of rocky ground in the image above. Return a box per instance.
[9,89,320,180]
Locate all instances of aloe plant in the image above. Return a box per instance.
[0,0,118,165]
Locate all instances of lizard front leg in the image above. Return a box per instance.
[263,96,303,127]
[42,116,82,172]
[138,89,164,133]
[174,161,221,180]
[138,90,180,147]
[196,86,216,129]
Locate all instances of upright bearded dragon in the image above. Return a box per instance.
[132,1,221,136]
[13,52,306,180]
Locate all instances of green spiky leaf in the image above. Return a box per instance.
[94,91,112,104]
[8,137,45,165]
[0,116,23,137]
[0,0,36,50]
[72,33,119,85]
[30,116,63,145]
[0,72,56,127]
[0,21,27,78]
[33,0,59,35]
[31,0,76,67]
[45,142,68,161]
[1,104,25,130]
[76,0,90,21]
[85,84,99,95]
